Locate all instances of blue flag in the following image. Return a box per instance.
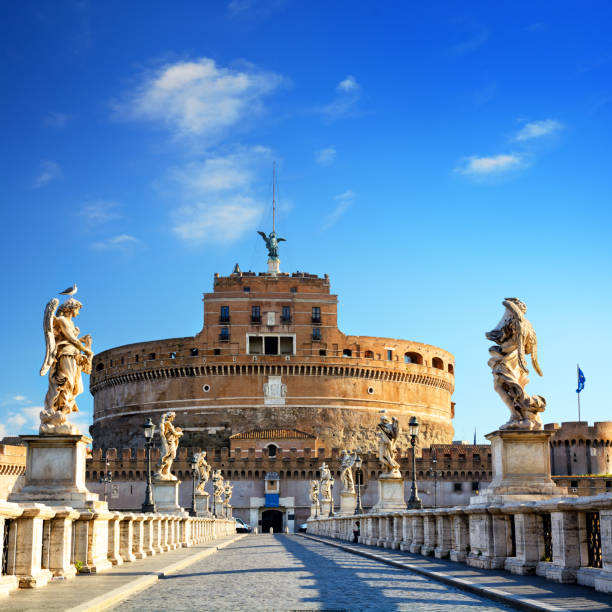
[576,368,586,394]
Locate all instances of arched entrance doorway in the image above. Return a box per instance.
[261,509,283,533]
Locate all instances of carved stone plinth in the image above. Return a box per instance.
[267,258,280,275]
[195,493,210,517]
[339,492,357,516]
[152,479,185,515]
[320,500,332,516]
[371,475,406,513]
[309,504,320,519]
[471,430,567,505]
[9,435,99,509]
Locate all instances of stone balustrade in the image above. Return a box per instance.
[307,493,612,594]
[0,500,235,596]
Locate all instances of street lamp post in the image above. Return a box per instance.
[354,455,363,515]
[189,455,198,517]
[328,480,334,517]
[99,459,112,505]
[407,416,423,509]
[211,476,217,518]
[429,452,441,509]
[142,418,156,513]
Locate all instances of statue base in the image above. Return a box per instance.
[267,258,280,275]
[195,492,210,517]
[309,504,320,519]
[471,429,567,505]
[9,435,100,509]
[152,479,186,514]
[339,491,357,516]
[371,475,406,512]
[320,500,332,516]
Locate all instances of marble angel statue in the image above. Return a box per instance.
[339,449,357,493]
[194,451,211,495]
[40,297,93,434]
[486,298,546,430]
[377,414,401,476]
[319,462,334,501]
[224,481,233,505]
[212,469,225,502]
[153,411,183,480]
[309,480,320,506]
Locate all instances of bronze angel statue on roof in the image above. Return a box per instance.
[40,296,93,435]
[485,298,546,431]
[257,230,286,261]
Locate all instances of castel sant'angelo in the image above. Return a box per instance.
[89,236,455,455]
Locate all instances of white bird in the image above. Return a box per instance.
[59,283,78,297]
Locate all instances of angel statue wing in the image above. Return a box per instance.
[391,417,400,441]
[525,326,543,377]
[503,298,530,373]
[257,231,269,244]
[40,298,59,376]
[277,237,286,242]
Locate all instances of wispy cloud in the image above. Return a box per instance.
[33,160,61,188]
[12,395,27,402]
[3,405,43,436]
[316,146,336,166]
[513,119,563,142]
[44,112,72,127]
[79,200,121,225]
[321,76,361,119]
[227,0,286,17]
[449,29,488,56]
[115,57,283,139]
[324,189,355,229]
[170,146,271,245]
[455,154,525,176]
[92,234,141,250]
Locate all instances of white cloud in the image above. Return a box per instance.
[449,29,489,56]
[116,57,282,138]
[170,146,270,245]
[79,200,121,225]
[455,154,524,176]
[324,189,355,229]
[513,119,563,142]
[337,75,359,93]
[3,405,43,436]
[44,112,71,127]
[92,234,141,250]
[12,395,27,402]
[316,147,336,166]
[33,160,61,188]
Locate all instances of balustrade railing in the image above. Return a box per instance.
[306,493,612,595]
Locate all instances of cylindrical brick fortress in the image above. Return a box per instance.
[90,270,455,452]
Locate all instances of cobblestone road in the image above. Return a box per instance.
[115,534,514,611]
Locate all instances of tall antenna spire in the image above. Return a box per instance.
[272,161,276,233]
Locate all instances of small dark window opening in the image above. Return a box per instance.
[243,286,250,293]
[570,480,578,488]
[312,307,321,324]
[471,481,479,491]
[343,349,352,357]
[135,354,139,362]
[220,306,230,323]
[319,349,327,356]
[96,362,104,371]
[312,328,321,341]
[290,287,297,293]
[267,444,278,458]
[453,483,463,492]
[213,348,221,355]
[264,336,279,355]
[386,349,393,360]
[170,352,176,359]
[191,348,199,356]
[220,328,230,341]
[281,306,291,323]
[251,305,261,323]
[149,353,156,360]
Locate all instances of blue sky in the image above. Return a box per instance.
[1,1,611,444]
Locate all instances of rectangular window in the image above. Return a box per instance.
[386,349,393,361]
[281,306,291,323]
[312,307,321,324]
[280,336,293,355]
[471,481,479,491]
[243,286,250,293]
[312,328,321,341]
[319,349,327,356]
[453,483,463,493]
[251,306,261,323]
[220,306,230,322]
[190,348,199,356]
[220,327,230,341]
[213,348,221,355]
[264,336,278,355]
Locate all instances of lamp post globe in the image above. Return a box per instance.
[142,418,156,513]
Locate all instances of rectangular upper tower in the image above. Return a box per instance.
[199,271,338,357]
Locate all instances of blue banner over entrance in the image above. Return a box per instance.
[265,493,279,507]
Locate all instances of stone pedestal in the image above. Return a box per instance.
[309,503,320,519]
[152,479,185,514]
[371,475,406,513]
[9,435,99,508]
[195,493,210,517]
[320,500,332,517]
[267,258,280,274]
[339,491,357,516]
[471,430,567,505]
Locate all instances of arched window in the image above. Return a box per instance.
[96,362,105,371]
[267,444,278,458]
[448,363,454,374]
[364,350,374,359]
[432,357,444,370]
[404,352,423,365]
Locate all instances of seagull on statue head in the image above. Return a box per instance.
[59,283,77,297]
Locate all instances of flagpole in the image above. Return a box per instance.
[577,363,581,422]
